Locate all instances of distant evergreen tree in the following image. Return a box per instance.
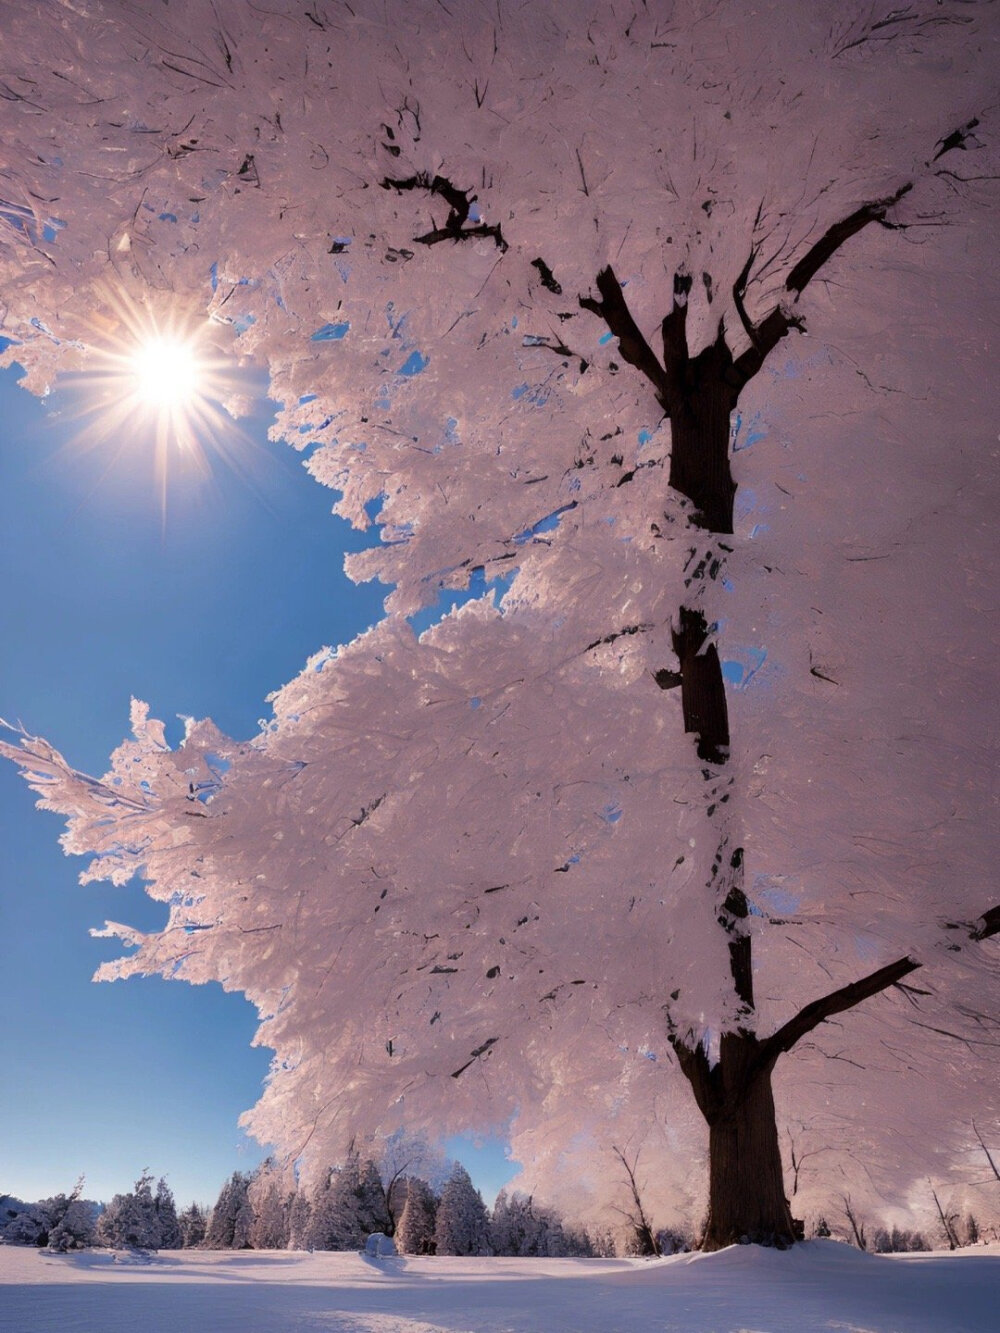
[489,1190,581,1257]
[586,1227,618,1258]
[0,1196,47,1246]
[870,1224,930,1253]
[561,1225,596,1257]
[44,1177,95,1252]
[154,1178,182,1249]
[178,1202,207,1248]
[490,1190,538,1256]
[286,1186,311,1250]
[307,1153,391,1250]
[375,1131,448,1236]
[204,1172,254,1249]
[304,1168,335,1250]
[396,1177,437,1255]
[248,1158,291,1249]
[384,1173,409,1238]
[433,1164,489,1256]
[96,1171,161,1250]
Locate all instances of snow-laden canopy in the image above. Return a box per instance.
[1,0,997,1227]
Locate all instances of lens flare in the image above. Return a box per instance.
[55,283,253,513]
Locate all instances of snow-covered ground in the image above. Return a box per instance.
[2,1240,998,1332]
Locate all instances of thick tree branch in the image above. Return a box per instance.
[731,249,759,348]
[731,304,804,389]
[760,956,922,1066]
[757,905,998,1072]
[732,184,913,389]
[579,267,672,411]
[783,183,913,296]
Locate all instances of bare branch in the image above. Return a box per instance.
[760,956,922,1065]
[611,1145,660,1255]
[972,1121,1000,1184]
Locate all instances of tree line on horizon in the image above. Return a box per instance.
[2,1152,992,1258]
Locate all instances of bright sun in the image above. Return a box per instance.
[130,336,203,409]
[59,284,251,513]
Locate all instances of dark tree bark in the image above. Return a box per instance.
[581,166,996,1249]
[691,1036,798,1248]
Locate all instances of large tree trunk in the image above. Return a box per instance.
[666,349,738,535]
[702,1036,797,1249]
[675,1031,797,1250]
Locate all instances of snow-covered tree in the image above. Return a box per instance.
[307,1153,391,1251]
[0,1196,46,1246]
[96,1171,161,1251]
[1,0,998,1248]
[178,1202,207,1249]
[153,1177,182,1250]
[286,1187,311,1251]
[1,1183,97,1249]
[396,1177,437,1256]
[434,1164,489,1257]
[491,1190,572,1257]
[46,1178,96,1252]
[376,1132,449,1236]
[204,1172,253,1250]
[870,1224,929,1254]
[248,1158,291,1250]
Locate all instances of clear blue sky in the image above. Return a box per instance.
[0,361,517,1209]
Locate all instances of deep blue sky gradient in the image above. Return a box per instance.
[0,364,517,1209]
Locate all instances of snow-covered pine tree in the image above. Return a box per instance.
[43,1177,95,1252]
[308,1153,391,1251]
[96,1171,161,1250]
[434,1164,489,1257]
[178,1202,207,1248]
[376,1132,448,1236]
[395,1177,437,1256]
[490,1190,574,1257]
[1,0,997,1247]
[490,1190,534,1257]
[248,1158,291,1250]
[304,1169,334,1251]
[154,1177,182,1250]
[286,1186,311,1251]
[0,1196,46,1246]
[204,1172,253,1250]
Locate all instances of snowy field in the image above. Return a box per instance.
[2,1241,998,1333]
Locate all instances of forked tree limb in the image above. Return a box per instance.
[580,182,916,404]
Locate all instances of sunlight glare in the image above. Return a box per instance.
[130,336,202,409]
